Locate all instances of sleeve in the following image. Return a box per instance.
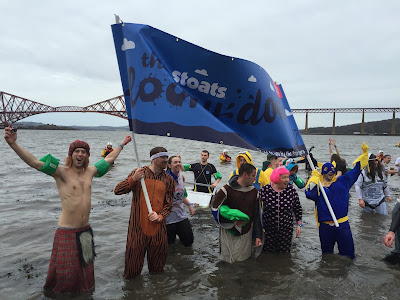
[263,168,273,184]
[338,161,362,189]
[305,184,319,202]
[212,187,228,209]
[337,162,347,174]
[293,174,306,189]
[389,203,400,233]
[396,158,400,171]
[211,164,217,174]
[383,180,390,197]
[159,176,175,219]
[211,187,228,223]
[355,172,364,199]
[114,170,136,195]
[213,171,222,180]
[252,198,263,239]
[258,169,269,187]
[291,188,303,223]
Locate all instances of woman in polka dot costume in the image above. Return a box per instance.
[259,167,303,253]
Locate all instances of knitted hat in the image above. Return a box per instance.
[69,140,90,156]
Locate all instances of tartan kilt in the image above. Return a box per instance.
[43,224,95,295]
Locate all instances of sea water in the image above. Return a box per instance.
[1,130,400,299]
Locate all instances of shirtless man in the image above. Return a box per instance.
[4,124,131,295]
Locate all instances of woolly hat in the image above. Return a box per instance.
[321,162,335,175]
[69,140,90,156]
[270,167,290,183]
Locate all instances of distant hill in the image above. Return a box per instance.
[301,118,400,135]
[11,121,129,131]
[6,119,400,135]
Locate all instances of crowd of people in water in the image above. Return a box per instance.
[4,124,400,296]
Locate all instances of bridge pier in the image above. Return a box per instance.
[392,111,396,135]
[361,110,365,134]
[332,112,336,135]
[305,112,308,133]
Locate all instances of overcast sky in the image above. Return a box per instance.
[1,0,399,129]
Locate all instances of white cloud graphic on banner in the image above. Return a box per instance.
[121,38,135,51]
[285,109,293,116]
[248,75,257,82]
[195,69,208,76]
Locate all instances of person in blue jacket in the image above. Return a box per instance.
[284,159,305,189]
[305,160,363,260]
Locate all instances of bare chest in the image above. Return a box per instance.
[56,172,93,196]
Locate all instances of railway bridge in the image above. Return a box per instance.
[1,91,399,134]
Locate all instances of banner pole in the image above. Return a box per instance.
[306,154,339,227]
[114,14,120,24]
[131,131,153,213]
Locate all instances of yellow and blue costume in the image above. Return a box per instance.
[229,151,268,190]
[305,142,369,259]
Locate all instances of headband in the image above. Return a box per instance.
[150,152,169,160]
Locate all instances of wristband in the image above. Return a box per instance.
[298,224,304,228]
[188,203,194,206]
[119,144,124,149]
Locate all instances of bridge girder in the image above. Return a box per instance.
[1,91,399,128]
[1,92,127,127]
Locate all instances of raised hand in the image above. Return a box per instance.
[122,135,132,146]
[4,123,17,145]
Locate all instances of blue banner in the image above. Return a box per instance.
[112,23,307,157]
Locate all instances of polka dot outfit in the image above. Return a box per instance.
[259,184,302,253]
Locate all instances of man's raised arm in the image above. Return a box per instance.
[4,124,44,170]
[103,135,131,165]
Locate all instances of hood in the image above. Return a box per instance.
[228,174,255,192]
[285,160,298,171]
[235,151,254,169]
[228,174,240,189]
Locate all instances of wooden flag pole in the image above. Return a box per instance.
[131,131,153,213]
[306,154,339,227]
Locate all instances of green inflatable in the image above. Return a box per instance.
[219,205,250,225]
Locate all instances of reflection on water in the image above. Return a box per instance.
[1,131,400,299]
